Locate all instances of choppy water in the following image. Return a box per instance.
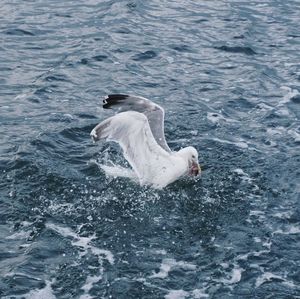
[1,0,300,298]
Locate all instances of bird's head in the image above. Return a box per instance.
[177,146,201,177]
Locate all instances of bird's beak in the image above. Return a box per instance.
[190,162,201,176]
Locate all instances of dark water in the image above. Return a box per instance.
[1,0,300,298]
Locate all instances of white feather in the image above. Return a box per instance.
[91,111,190,189]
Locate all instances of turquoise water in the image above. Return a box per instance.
[0,0,300,298]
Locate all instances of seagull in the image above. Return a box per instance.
[90,94,201,189]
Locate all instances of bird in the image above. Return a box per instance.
[90,94,201,189]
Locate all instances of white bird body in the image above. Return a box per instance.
[91,95,200,189]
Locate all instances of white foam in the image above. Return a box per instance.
[274,225,300,235]
[262,238,272,250]
[236,253,250,261]
[222,267,243,284]
[14,91,34,101]
[236,141,248,149]
[21,221,33,227]
[150,258,196,279]
[6,230,31,240]
[150,249,167,255]
[90,247,114,265]
[266,126,285,136]
[272,86,300,117]
[249,210,265,216]
[4,272,42,281]
[255,272,284,288]
[191,289,209,298]
[165,290,189,299]
[272,211,293,219]
[288,128,300,142]
[207,111,238,124]
[166,56,174,63]
[220,262,229,269]
[280,86,299,104]
[256,102,273,111]
[249,210,265,219]
[276,107,290,116]
[212,137,248,149]
[80,275,102,299]
[45,223,114,297]
[164,289,209,299]
[246,209,266,224]
[229,267,243,284]
[22,280,56,299]
[48,202,74,214]
[46,223,114,265]
[47,222,78,239]
[233,168,253,183]
[63,113,74,119]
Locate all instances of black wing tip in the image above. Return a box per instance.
[102,94,129,109]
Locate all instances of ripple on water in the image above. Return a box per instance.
[214,45,257,55]
[1,0,300,298]
[132,50,158,61]
[5,28,35,36]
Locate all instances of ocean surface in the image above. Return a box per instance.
[1,0,300,298]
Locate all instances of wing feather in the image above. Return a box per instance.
[102,94,171,152]
[91,111,171,182]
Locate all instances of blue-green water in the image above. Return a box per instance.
[1,1,300,298]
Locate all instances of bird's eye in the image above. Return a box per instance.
[192,155,195,158]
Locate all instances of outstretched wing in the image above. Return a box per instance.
[90,111,171,182]
[102,94,171,152]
